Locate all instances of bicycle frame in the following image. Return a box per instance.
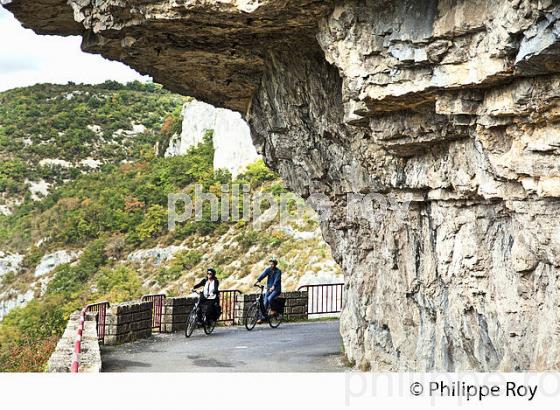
[185,290,218,337]
[243,284,283,330]
[190,291,206,323]
[254,285,268,318]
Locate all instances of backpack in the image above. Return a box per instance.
[270,297,286,313]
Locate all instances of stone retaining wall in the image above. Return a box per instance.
[47,311,101,372]
[234,291,308,324]
[161,296,197,333]
[282,291,309,320]
[104,300,153,345]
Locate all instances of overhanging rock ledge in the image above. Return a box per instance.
[6,0,560,371]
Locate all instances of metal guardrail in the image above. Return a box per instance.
[72,301,110,373]
[141,294,166,332]
[219,290,241,323]
[298,283,344,315]
[71,308,86,373]
[85,301,110,344]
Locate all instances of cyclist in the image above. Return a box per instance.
[192,268,220,324]
[255,258,282,315]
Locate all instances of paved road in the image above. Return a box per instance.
[101,320,344,372]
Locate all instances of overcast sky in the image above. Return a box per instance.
[0,6,149,92]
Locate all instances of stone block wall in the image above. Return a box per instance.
[47,311,101,373]
[282,291,309,320]
[234,291,308,324]
[234,293,257,325]
[104,300,153,345]
[160,296,197,333]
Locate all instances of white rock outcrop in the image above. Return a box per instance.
[165,100,259,178]
[26,179,50,201]
[127,245,186,265]
[0,289,34,321]
[0,252,23,279]
[33,250,81,277]
[80,158,102,169]
[0,205,12,216]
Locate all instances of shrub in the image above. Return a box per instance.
[47,264,80,295]
[266,181,288,197]
[47,239,107,296]
[1,271,16,287]
[0,335,59,372]
[171,250,203,271]
[135,205,168,241]
[22,246,44,269]
[96,265,142,303]
[236,159,277,188]
[238,230,259,250]
[155,250,203,286]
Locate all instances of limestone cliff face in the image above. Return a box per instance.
[7,0,560,370]
[165,100,259,178]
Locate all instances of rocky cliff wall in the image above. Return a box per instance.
[6,0,560,370]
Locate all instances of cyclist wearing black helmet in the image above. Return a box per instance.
[255,258,282,313]
[192,268,220,324]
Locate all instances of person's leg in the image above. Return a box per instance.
[200,299,210,323]
[263,292,269,310]
[205,300,215,324]
[211,301,219,322]
[197,300,204,322]
[257,295,266,322]
[265,289,280,311]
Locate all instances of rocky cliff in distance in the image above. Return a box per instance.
[165,100,259,178]
[6,0,560,371]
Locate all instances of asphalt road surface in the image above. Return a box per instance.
[101,320,344,372]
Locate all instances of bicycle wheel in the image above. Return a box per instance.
[244,303,259,331]
[268,311,283,329]
[204,319,216,335]
[185,310,197,338]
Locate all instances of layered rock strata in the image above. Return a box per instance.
[6,0,560,370]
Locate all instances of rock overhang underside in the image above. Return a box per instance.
[7,0,560,371]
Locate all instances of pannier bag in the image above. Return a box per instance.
[270,297,286,313]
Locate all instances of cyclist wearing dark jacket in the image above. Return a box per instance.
[255,259,282,310]
[192,268,220,323]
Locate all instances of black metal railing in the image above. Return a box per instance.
[219,290,241,323]
[85,301,110,344]
[141,294,166,332]
[298,283,344,315]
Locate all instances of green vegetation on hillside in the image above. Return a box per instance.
[0,239,143,372]
[0,82,337,373]
[0,130,286,254]
[0,134,232,251]
[0,81,185,201]
[0,131,284,372]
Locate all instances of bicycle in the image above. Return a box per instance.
[244,285,284,331]
[185,291,218,337]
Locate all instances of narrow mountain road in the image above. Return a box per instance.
[101,320,344,372]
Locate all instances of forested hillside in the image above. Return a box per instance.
[0,83,341,372]
[0,81,185,213]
